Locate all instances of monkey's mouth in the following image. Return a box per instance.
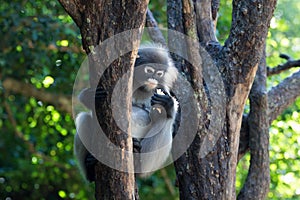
[145,78,158,90]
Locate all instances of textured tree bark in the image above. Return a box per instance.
[168,0,277,199]
[268,70,300,123]
[194,0,218,43]
[238,49,270,199]
[238,69,300,160]
[58,0,148,199]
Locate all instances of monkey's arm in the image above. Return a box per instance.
[138,93,178,176]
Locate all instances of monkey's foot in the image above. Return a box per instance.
[85,153,97,182]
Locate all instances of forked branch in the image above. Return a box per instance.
[267,54,300,76]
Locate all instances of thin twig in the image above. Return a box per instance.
[3,77,72,114]
[160,168,176,196]
[3,98,36,153]
[267,54,300,76]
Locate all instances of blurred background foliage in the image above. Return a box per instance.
[0,0,299,199]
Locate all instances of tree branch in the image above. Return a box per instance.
[238,115,249,160]
[167,0,184,33]
[267,55,300,76]
[57,0,149,199]
[238,49,269,200]
[160,168,176,196]
[211,0,220,22]
[3,77,72,114]
[181,0,198,39]
[145,8,167,47]
[268,69,300,123]
[216,3,277,198]
[238,69,300,159]
[194,0,218,44]
[57,0,83,27]
[167,0,206,101]
[211,0,220,34]
[180,0,206,98]
[167,0,185,73]
[222,0,276,83]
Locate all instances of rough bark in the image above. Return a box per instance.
[58,0,148,199]
[238,49,270,199]
[218,1,276,198]
[268,70,300,123]
[195,0,218,43]
[238,115,250,160]
[239,71,300,160]
[168,0,277,199]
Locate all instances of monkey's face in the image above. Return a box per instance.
[133,64,168,92]
[133,45,178,93]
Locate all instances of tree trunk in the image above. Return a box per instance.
[168,0,277,199]
[58,0,148,199]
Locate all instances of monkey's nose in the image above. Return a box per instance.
[146,78,158,90]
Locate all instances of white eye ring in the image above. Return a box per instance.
[156,70,164,77]
[144,66,155,74]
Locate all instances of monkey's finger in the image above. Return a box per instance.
[152,94,172,104]
[153,93,171,101]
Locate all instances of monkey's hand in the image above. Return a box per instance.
[151,93,175,119]
[85,153,97,182]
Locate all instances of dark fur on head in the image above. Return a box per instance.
[135,47,172,67]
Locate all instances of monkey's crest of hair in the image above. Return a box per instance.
[137,43,178,91]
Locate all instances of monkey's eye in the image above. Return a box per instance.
[145,66,155,74]
[156,70,164,77]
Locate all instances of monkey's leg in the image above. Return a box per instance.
[85,153,97,182]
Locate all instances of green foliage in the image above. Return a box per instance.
[269,101,300,199]
[235,153,250,194]
[216,0,232,44]
[138,166,179,200]
[149,0,167,26]
[0,0,92,199]
[264,2,300,196]
[266,0,300,92]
